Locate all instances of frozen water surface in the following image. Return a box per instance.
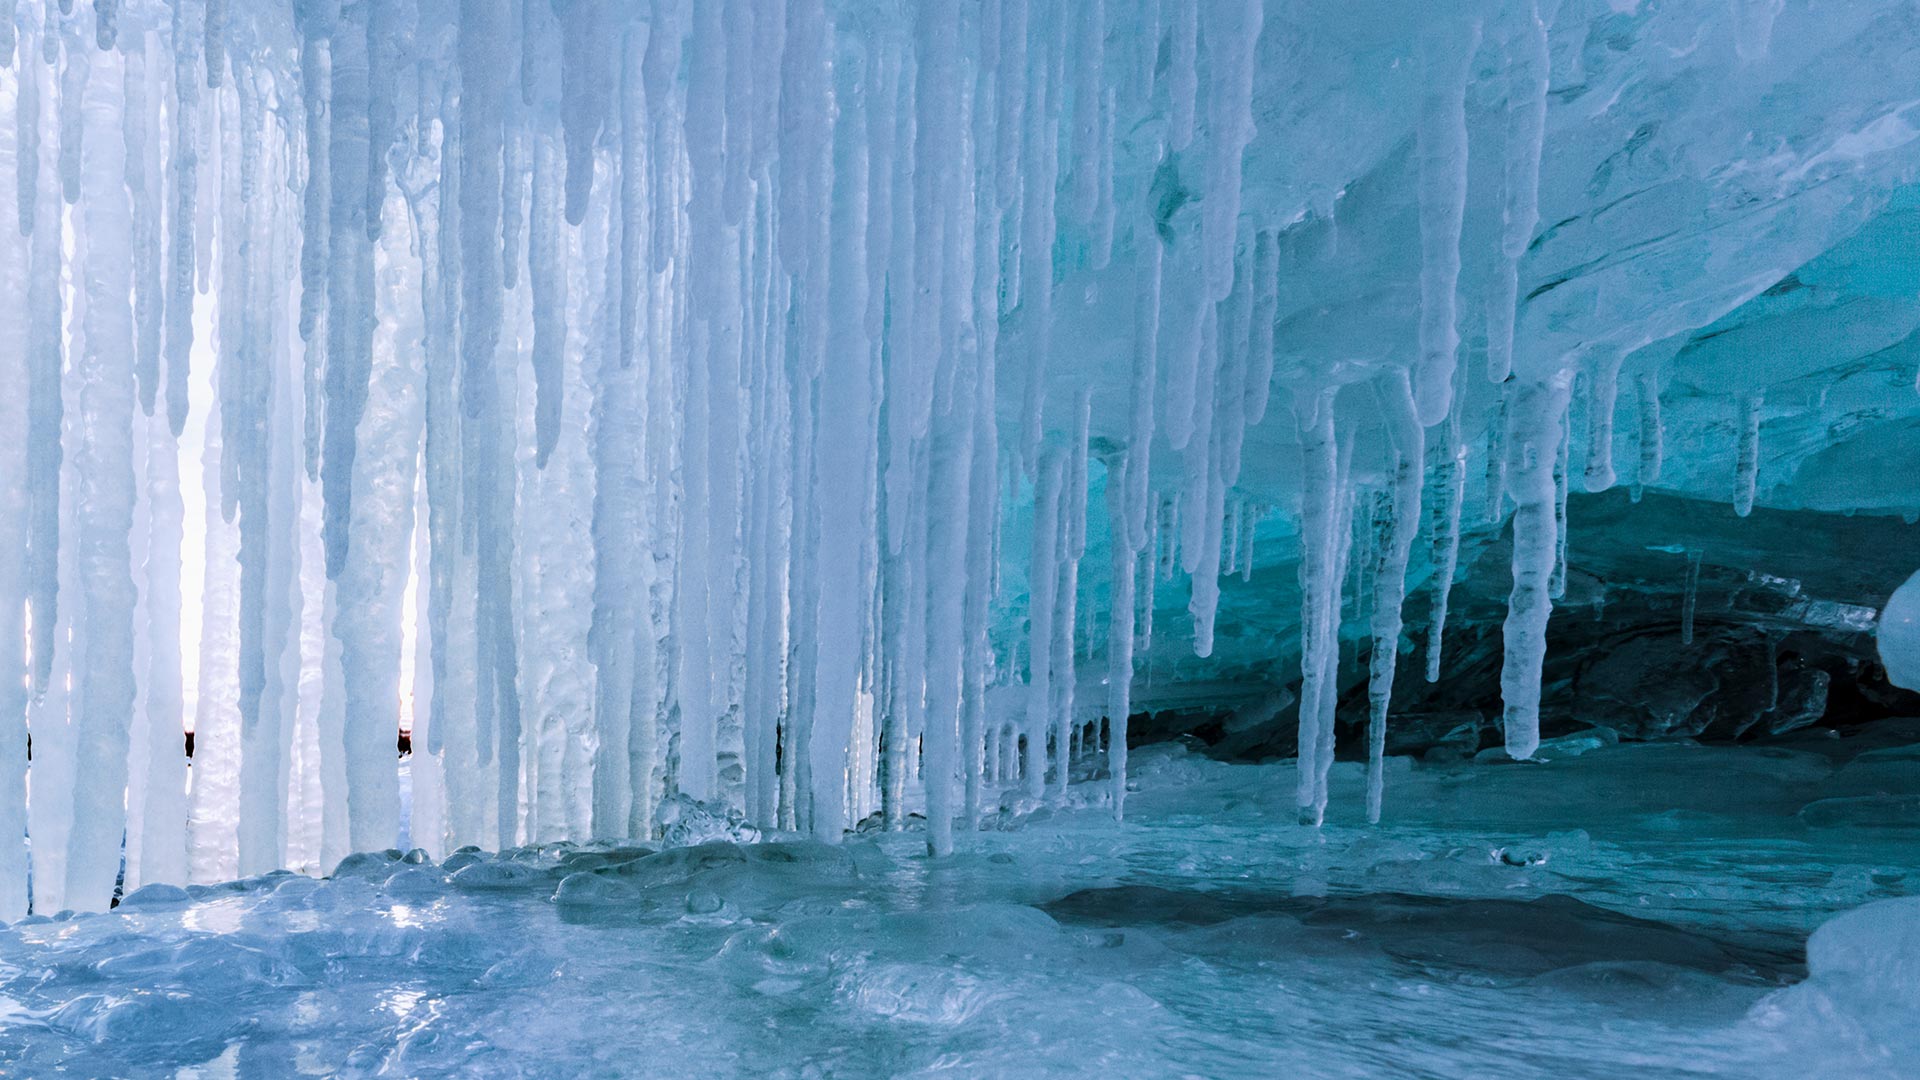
[3,736,1915,1079]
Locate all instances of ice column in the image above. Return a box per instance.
[1498,373,1573,761]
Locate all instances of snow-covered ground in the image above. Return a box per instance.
[1,731,1915,1079]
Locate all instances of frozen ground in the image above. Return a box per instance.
[1,729,1916,1080]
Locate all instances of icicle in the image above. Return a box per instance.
[1682,549,1702,645]
[1550,391,1570,602]
[0,45,31,918]
[24,43,61,697]
[1484,391,1508,526]
[1067,0,1101,228]
[1225,498,1241,576]
[203,0,225,87]
[1014,1,1061,475]
[191,345,243,884]
[1365,369,1424,824]
[1025,447,1066,800]
[320,0,373,581]
[128,32,163,419]
[333,172,424,858]
[922,349,976,855]
[1104,453,1136,822]
[530,117,565,464]
[1050,391,1091,801]
[1735,391,1763,517]
[1486,1,1548,385]
[364,0,406,244]
[1413,15,1481,425]
[1426,406,1467,683]
[555,0,612,226]
[1294,389,1342,825]
[1583,350,1623,492]
[57,14,86,207]
[1498,373,1572,761]
[1166,0,1196,151]
[1198,0,1261,304]
[1244,229,1279,425]
[1240,503,1257,583]
[294,0,332,466]
[1634,370,1663,501]
[806,37,873,842]
[14,19,35,236]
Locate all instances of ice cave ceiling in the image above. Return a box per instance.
[5,0,1920,920]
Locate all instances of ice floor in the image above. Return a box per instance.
[2,730,1916,1079]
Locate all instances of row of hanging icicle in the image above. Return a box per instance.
[0,0,1760,918]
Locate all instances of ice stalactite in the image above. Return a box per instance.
[806,35,874,842]
[167,0,200,438]
[1166,0,1196,152]
[1104,453,1137,822]
[1735,392,1763,517]
[1583,350,1623,493]
[320,0,372,581]
[67,37,138,913]
[334,187,423,858]
[1498,373,1573,762]
[1025,447,1066,801]
[1426,398,1467,684]
[1634,370,1663,502]
[1485,0,1548,385]
[1485,392,1508,526]
[126,29,160,417]
[1244,229,1279,426]
[527,1,566,468]
[0,50,31,919]
[1199,0,1263,305]
[1550,389,1571,602]
[191,346,243,885]
[1413,14,1481,425]
[1294,390,1347,826]
[1052,392,1091,801]
[25,38,61,698]
[1365,370,1424,824]
[921,317,977,855]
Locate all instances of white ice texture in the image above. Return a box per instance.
[0,0,1918,928]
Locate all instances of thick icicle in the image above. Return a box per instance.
[806,36,872,842]
[1498,373,1572,761]
[1365,370,1424,824]
[1412,15,1481,425]
[0,50,30,919]
[66,39,139,914]
[1583,350,1623,493]
[1198,0,1261,305]
[1485,1,1548,385]
[1294,390,1341,825]
[165,0,202,437]
[333,183,425,858]
[320,0,373,580]
[1635,369,1663,500]
[1025,448,1065,800]
[24,44,61,697]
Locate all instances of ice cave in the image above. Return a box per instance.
[3,0,1920,1075]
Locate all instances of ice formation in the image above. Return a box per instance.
[2,0,1920,922]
